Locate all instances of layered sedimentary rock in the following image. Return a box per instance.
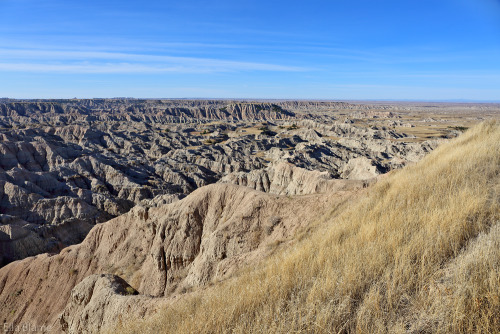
[0,182,366,332]
[0,99,487,333]
[0,99,448,266]
[219,161,371,195]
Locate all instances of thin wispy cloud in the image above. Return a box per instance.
[0,44,467,76]
[0,62,188,74]
[0,38,490,69]
[0,48,309,73]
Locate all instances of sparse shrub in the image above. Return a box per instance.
[94,184,108,193]
[125,286,138,295]
[258,126,276,136]
[9,289,22,299]
[265,216,281,234]
[203,139,214,145]
[449,126,469,131]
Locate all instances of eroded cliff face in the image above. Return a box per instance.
[0,181,366,333]
[58,274,171,334]
[0,100,443,267]
[219,161,374,195]
[0,99,482,333]
[0,101,296,123]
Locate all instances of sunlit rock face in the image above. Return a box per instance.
[0,99,444,266]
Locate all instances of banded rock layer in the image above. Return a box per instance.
[0,181,366,333]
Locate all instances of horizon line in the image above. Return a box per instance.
[1,97,500,104]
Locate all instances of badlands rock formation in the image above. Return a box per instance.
[0,182,366,333]
[0,99,444,266]
[0,99,494,333]
[219,161,372,195]
[58,274,170,334]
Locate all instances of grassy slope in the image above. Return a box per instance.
[116,121,499,334]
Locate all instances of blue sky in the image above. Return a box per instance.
[0,0,499,100]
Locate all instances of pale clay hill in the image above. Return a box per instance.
[0,100,448,267]
[114,121,500,334]
[0,100,498,333]
[0,181,367,333]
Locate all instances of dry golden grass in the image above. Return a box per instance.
[114,121,499,334]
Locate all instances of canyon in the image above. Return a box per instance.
[0,99,497,333]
